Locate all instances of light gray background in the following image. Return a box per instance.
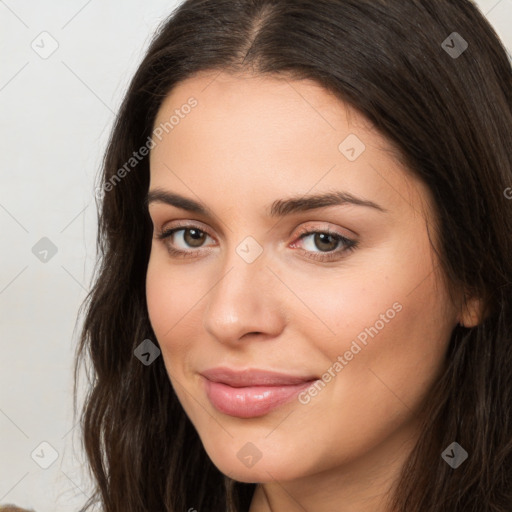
[0,1,511,510]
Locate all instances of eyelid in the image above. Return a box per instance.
[157,219,215,239]
[293,222,356,240]
[157,220,354,240]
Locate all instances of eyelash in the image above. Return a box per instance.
[155,222,358,262]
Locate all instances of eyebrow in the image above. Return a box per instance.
[145,188,387,217]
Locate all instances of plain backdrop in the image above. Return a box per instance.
[0,1,511,510]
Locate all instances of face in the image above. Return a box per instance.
[145,71,461,486]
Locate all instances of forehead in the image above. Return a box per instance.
[149,71,433,223]
[152,70,375,150]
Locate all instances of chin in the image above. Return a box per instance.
[203,444,307,484]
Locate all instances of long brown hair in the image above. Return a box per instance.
[74,1,512,510]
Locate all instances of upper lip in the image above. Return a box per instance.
[200,367,318,387]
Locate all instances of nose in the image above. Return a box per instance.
[202,249,286,345]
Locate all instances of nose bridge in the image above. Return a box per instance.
[202,240,282,341]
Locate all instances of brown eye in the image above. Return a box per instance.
[156,224,216,257]
[292,228,358,262]
[183,228,207,247]
[312,233,340,252]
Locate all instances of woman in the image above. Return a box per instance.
[74,0,512,510]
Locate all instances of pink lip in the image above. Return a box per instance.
[201,367,318,418]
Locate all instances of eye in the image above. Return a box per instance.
[155,222,358,262]
[155,223,215,258]
[291,227,358,262]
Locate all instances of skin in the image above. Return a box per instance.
[145,71,481,512]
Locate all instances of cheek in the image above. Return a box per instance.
[329,272,454,433]
[146,258,173,336]
[145,254,217,432]
[277,241,441,356]
[294,234,455,417]
[145,255,201,364]
[288,275,455,474]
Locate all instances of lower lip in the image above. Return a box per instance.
[203,377,315,418]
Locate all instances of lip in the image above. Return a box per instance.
[200,367,318,418]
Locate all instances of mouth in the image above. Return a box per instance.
[200,367,319,418]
